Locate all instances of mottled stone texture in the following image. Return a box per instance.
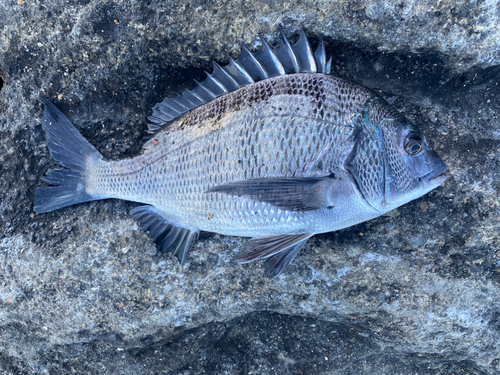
[0,0,499,374]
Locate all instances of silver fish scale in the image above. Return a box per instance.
[87,73,378,237]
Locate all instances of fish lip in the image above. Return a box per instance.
[428,174,447,186]
[420,163,448,186]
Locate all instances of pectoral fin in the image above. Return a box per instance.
[206,175,338,212]
[238,234,312,277]
[131,205,199,265]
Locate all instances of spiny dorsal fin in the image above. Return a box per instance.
[147,29,332,134]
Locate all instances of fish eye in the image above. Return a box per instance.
[405,133,423,156]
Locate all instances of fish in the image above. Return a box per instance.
[34,30,447,276]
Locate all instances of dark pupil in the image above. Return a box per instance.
[406,139,422,155]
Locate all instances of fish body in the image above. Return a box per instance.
[35,30,447,276]
[89,73,378,237]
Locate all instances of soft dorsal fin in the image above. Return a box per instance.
[147,29,332,134]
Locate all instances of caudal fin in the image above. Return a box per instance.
[34,98,104,213]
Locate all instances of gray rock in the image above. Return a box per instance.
[0,0,499,374]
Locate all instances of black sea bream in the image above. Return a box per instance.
[35,30,447,276]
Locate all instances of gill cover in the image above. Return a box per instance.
[346,98,387,210]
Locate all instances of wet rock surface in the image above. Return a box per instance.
[0,1,499,374]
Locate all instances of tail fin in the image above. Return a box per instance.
[34,98,104,213]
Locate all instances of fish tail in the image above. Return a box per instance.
[34,98,105,213]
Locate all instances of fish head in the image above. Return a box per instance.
[347,98,447,213]
[380,117,447,211]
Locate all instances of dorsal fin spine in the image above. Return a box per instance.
[238,45,268,80]
[223,52,255,85]
[185,89,205,104]
[314,38,326,73]
[255,35,286,77]
[157,102,180,116]
[213,62,240,90]
[275,29,300,74]
[325,56,332,74]
[172,96,191,109]
[165,99,187,113]
[180,90,203,106]
[293,29,317,73]
[205,72,229,95]
[203,72,228,96]
[193,79,217,100]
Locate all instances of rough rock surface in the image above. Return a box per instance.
[1,0,499,374]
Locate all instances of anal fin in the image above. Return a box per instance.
[238,234,312,277]
[131,205,199,265]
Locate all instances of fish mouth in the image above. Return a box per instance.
[421,161,448,187]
